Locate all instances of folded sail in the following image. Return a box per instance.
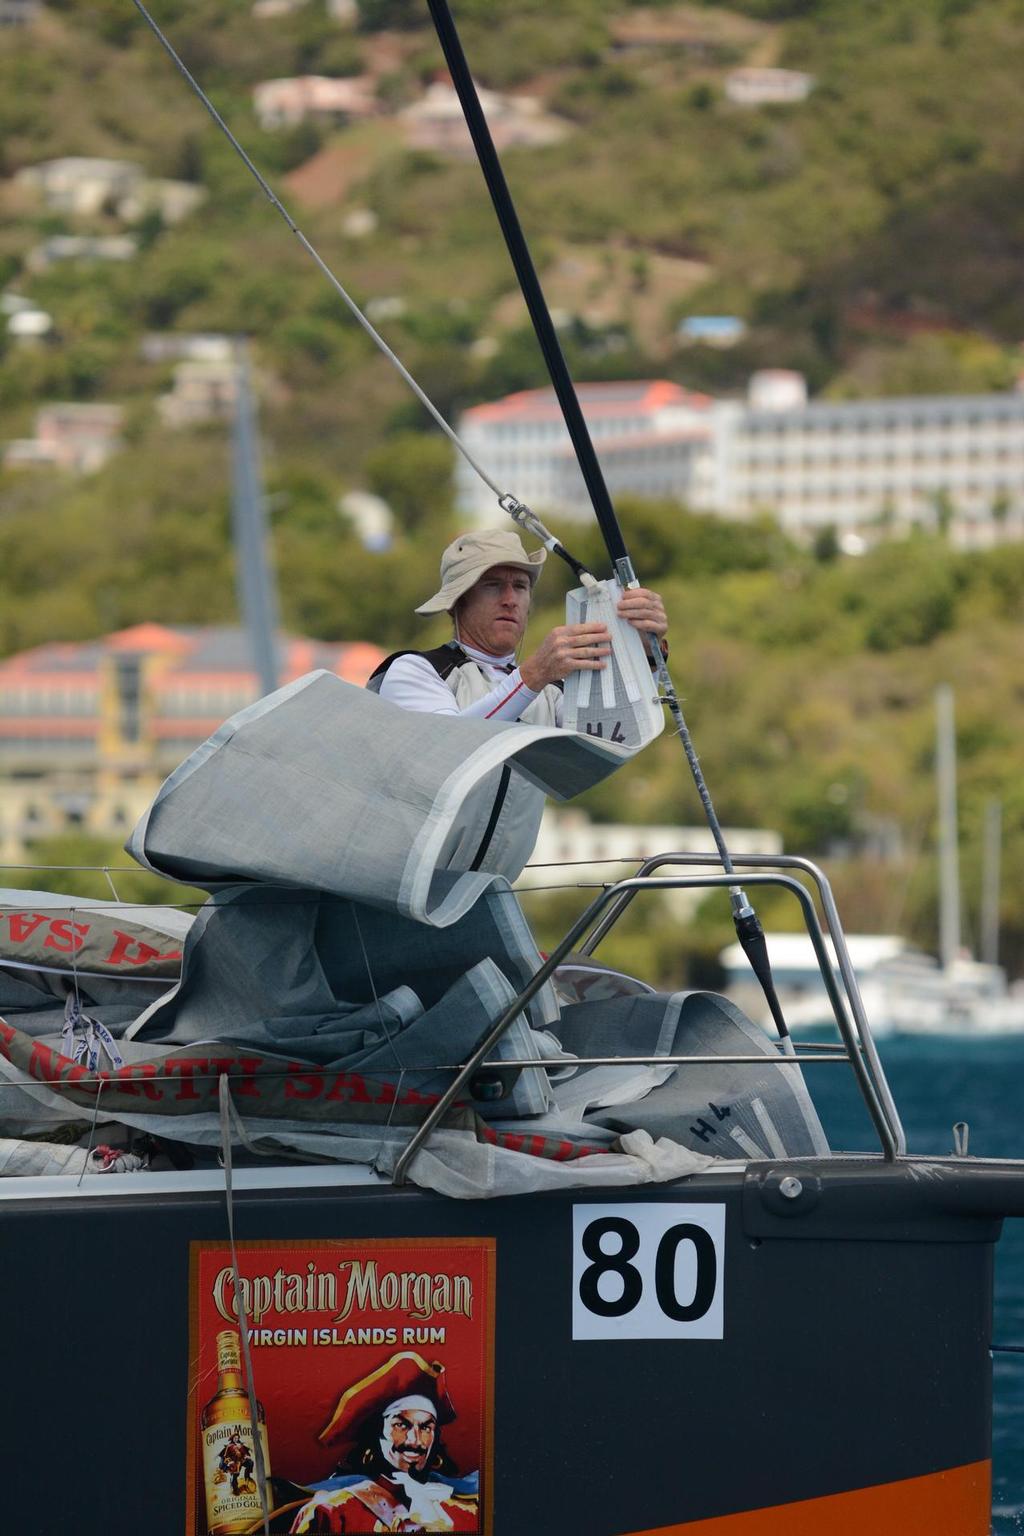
[127,669,639,926]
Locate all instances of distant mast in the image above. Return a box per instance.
[231,338,280,697]
[935,685,960,972]
[981,799,1002,968]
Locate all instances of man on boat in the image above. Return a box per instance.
[367,528,667,728]
[288,1351,478,1533]
[365,530,667,876]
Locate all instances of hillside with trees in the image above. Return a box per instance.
[1,0,1023,980]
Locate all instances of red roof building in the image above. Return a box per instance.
[0,626,385,860]
[455,380,714,522]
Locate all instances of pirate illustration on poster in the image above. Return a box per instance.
[218,1432,256,1497]
[188,1239,492,1535]
[288,1351,479,1533]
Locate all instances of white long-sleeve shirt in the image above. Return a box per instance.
[377,641,564,725]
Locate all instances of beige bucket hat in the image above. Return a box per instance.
[415,528,546,615]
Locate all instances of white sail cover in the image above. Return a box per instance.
[127,669,638,926]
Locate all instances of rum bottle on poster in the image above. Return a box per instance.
[200,1328,272,1535]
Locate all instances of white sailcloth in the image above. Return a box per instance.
[563,580,665,750]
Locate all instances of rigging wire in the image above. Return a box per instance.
[130,0,504,505]
[351,904,407,1075]
[129,1,598,590]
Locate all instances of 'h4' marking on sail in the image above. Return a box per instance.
[585,721,627,743]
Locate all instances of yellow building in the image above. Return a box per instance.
[0,624,385,863]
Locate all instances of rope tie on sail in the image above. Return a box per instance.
[350,906,405,1074]
[73,1075,105,1188]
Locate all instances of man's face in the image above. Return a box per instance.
[380,1407,437,1474]
[455,564,532,656]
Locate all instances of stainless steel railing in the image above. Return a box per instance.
[392,856,906,1184]
[0,853,906,1179]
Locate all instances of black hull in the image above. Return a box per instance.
[3,1154,1016,1532]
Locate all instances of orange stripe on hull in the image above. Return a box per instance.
[621,1460,991,1536]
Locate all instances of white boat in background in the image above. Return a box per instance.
[720,931,910,1035]
[869,950,1024,1037]
[725,686,1024,1038]
[722,932,1024,1037]
[883,686,1024,1037]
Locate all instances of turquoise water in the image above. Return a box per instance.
[807,1034,1024,1530]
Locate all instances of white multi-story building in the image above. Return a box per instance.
[456,380,715,523]
[14,157,141,216]
[140,333,234,364]
[712,374,1024,542]
[26,235,138,272]
[13,158,204,225]
[0,0,40,24]
[157,359,239,427]
[455,373,1024,545]
[400,78,567,156]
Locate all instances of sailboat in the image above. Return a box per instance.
[2,6,1024,1534]
[872,685,1024,1036]
[724,687,1024,1037]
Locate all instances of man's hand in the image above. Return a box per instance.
[520,589,668,690]
[520,623,611,691]
[616,587,668,640]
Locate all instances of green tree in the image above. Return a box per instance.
[357,0,420,31]
[991,493,1010,532]
[5,833,202,907]
[861,547,958,652]
[479,327,551,399]
[137,247,226,330]
[932,489,955,538]
[812,524,840,563]
[364,432,455,539]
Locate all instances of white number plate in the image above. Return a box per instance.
[572,1203,725,1341]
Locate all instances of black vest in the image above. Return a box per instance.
[365,641,469,693]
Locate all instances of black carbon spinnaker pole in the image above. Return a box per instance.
[425,0,628,570]
[426,0,791,1046]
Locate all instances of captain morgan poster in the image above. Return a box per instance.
[187,1238,494,1534]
